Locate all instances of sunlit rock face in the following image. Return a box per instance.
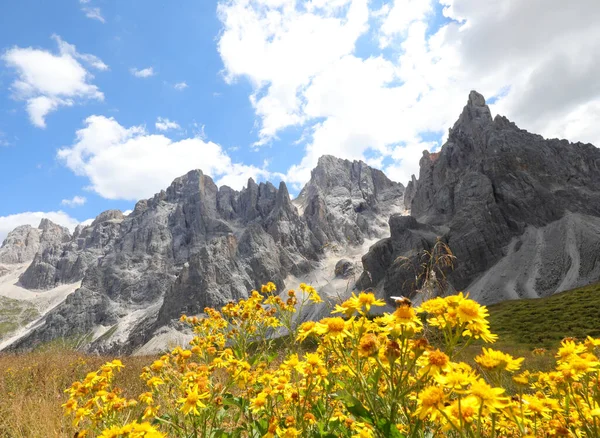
[4,157,404,354]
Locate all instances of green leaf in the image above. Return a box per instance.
[375,418,405,438]
[336,393,373,423]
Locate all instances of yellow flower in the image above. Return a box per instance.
[98,425,123,438]
[356,292,386,313]
[334,292,384,316]
[469,378,508,413]
[261,282,277,293]
[351,422,375,438]
[297,321,317,342]
[73,407,92,427]
[314,317,351,340]
[330,410,347,423]
[434,362,478,390]
[417,297,447,315]
[276,427,302,437]
[475,348,524,373]
[358,333,381,357]
[377,304,422,335]
[556,339,587,362]
[456,297,489,324]
[418,349,449,375]
[62,398,77,416]
[444,395,480,425]
[150,360,165,372]
[146,377,165,388]
[250,392,269,414]
[512,370,531,386]
[177,386,209,416]
[415,386,446,420]
[333,301,359,317]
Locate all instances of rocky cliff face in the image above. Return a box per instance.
[4,157,404,353]
[297,155,405,247]
[359,91,600,303]
[0,219,72,266]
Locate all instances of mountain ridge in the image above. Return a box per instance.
[0,156,404,353]
[2,90,600,353]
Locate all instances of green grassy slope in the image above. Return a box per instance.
[486,283,600,349]
[0,296,40,338]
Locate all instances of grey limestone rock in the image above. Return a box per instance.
[296,155,405,247]
[390,90,600,302]
[334,259,355,278]
[12,158,400,352]
[19,213,122,290]
[0,225,41,264]
[357,214,439,299]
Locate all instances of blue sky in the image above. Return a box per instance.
[0,0,598,240]
[0,1,266,222]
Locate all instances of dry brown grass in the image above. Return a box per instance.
[0,348,151,438]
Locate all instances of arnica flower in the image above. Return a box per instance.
[512,370,531,386]
[356,292,386,313]
[469,378,508,413]
[417,296,447,316]
[415,386,446,420]
[177,386,209,415]
[456,295,489,324]
[296,321,316,342]
[418,349,449,375]
[358,333,380,357]
[250,392,269,414]
[314,317,351,340]
[444,395,480,426]
[62,398,77,415]
[556,338,587,362]
[261,282,277,293]
[334,292,385,317]
[475,348,524,373]
[377,304,422,335]
[276,426,302,438]
[434,362,478,390]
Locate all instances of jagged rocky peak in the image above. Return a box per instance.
[18,212,124,291]
[371,90,600,304]
[92,209,125,226]
[3,219,71,261]
[451,90,493,133]
[297,155,405,246]
[302,155,402,202]
[0,225,41,264]
[6,156,406,353]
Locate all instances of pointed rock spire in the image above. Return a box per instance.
[451,90,493,135]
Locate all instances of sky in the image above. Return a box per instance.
[1,0,599,241]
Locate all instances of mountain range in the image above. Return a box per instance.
[1,91,599,354]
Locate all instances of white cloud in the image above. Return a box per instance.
[80,218,95,227]
[155,117,180,131]
[61,195,87,207]
[130,67,155,78]
[218,0,600,186]
[217,0,370,144]
[82,7,105,23]
[57,115,270,200]
[0,211,80,243]
[174,81,188,90]
[2,35,106,128]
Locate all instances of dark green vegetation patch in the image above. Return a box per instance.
[487,283,600,349]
